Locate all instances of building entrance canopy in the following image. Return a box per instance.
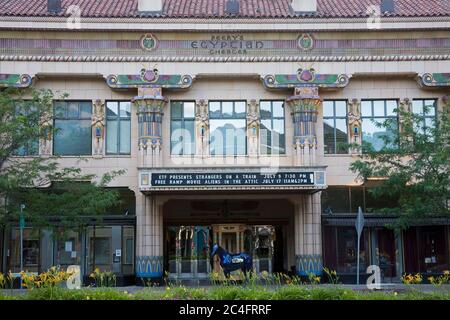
[139,167,326,193]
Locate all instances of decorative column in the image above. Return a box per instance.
[132,86,167,168]
[293,193,323,276]
[136,194,164,278]
[39,107,53,157]
[286,86,321,166]
[348,98,362,154]
[247,99,260,157]
[195,99,209,157]
[92,99,105,157]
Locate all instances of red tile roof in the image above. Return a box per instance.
[0,0,449,19]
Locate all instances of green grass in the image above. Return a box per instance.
[1,285,450,300]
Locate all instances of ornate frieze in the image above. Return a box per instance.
[247,99,260,157]
[92,99,105,157]
[1,35,449,61]
[195,99,209,157]
[263,68,350,89]
[106,68,193,89]
[1,55,448,63]
[0,73,32,88]
[417,73,450,88]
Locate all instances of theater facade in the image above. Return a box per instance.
[0,0,449,284]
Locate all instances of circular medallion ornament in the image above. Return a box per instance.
[140,68,159,83]
[140,34,158,51]
[297,33,314,51]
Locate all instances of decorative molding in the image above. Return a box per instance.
[106,68,193,89]
[296,254,323,276]
[1,54,449,63]
[417,73,450,87]
[0,73,32,88]
[92,99,105,157]
[263,68,350,89]
[297,33,314,51]
[139,33,158,52]
[136,255,163,278]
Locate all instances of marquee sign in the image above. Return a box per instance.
[139,169,326,192]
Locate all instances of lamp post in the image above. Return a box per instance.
[19,204,25,289]
[355,206,365,285]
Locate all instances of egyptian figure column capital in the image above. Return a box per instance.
[247,99,260,157]
[348,98,362,155]
[398,98,413,137]
[38,105,53,157]
[92,99,105,158]
[195,99,209,157]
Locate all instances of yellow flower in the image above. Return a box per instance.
[394,292,398,296]
[444,270,449,276]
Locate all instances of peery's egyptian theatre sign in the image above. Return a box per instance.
[139,168,326,192]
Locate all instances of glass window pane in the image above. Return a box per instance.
[424,100,436,116]
[80,102,92,118]
[335,118,348,154]
[323,118,335,154]
[260,101,272,119]
[107,102,119,117]
[234,101,246,117]
[54,119,92,155]
[184,102,195,118]
[412,100,423,115]
[209,102,221,118]
[54,102,66,118]
[386,100,397,116]
[184,120,195,155]
[119,120,131,154]
[260,119,271,154]
[361,101,372,117]
[171,102,183,118]
[272,119,285,154]
[334,101,347,117]
[424,117,434,130]
[222,102,233,118]
[373,100,385,117]
[68,102,79,118]
[171,121,183,155]
[362,118,396,152]
[323,101,334,117]
[272,101,284,117]
[106,120,118,155]
[119,102,131,118]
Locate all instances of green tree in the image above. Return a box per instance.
[350,99,449,228]
[0,87,124,232]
